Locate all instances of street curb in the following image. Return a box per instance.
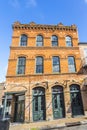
[9,120,87,130]
[80,120,87,125]
[65,121,81,127]
[40,125,66,130]
[40,121,85,130]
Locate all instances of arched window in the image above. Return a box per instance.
[52,56,60,72]
[17,57,26,74]
[33,87,46,121]
[36,56,43,73]
[36,35,43,46]
[20,34,27,46]
[51,35,58,46]
[52,85,65,119]
[68,56,76,72]
[70,84,84,117]
[66,36,72,47]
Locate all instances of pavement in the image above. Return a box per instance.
[9,117,87,130]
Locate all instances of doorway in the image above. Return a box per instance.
[14,94,25,122]
[33,87,46,121]
[70,84,84,117]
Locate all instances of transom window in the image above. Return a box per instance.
[20,34,27,46]
[17,57,26,74]
[68,56,76,72]
[70,84,80,92]
[66,36,72,47]
[36,35,43,46]
[36,57,43,73]
[52,86,63,93]
[52,56,60,72]
[52,35,58,46]
[33,87,45,95]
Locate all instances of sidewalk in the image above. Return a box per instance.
[9,116,87,130]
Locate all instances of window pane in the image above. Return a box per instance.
[36,42,43,46]
[68,65,76,72]
[53,65,59,72]
[36,57,43,73]
[36,35,43,46]
[68,57,74,65]
[52,36,58,46]
[53,57,60,72]
[17,66,25,74]
[36,57,43,65]
[36,65,43,73]
[18,57,26,65]
[66,36,72,47]
[68,57,76,72]
[52,36,58,41]
[17,57,26,74]
[20,35,27,46]
[37,35,43,41]
[53,57,59,64]
[54,96,57,109]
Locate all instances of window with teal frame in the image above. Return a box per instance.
[20,34,27,46]
[17,57,26,74]
[68,56,76,72]
[66,36,72,47]
[52,35,58,46]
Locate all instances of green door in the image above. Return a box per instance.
[14,95,25,122]
[70,84,84,117]
[52,86,65,119]
[33,87,46,121]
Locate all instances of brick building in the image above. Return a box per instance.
[78,42,87,86]
[4,21,87,123]
[79,42,87,67]
[0,82,5,118]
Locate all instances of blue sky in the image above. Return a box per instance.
[0,0,87,82]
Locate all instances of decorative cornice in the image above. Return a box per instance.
[12,21,77,32]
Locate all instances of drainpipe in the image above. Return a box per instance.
[2,93,7,120]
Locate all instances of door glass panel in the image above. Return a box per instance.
[52,86,65,119]
[41,96,44,110]
[54,95,57,109]
[35,97,38,111]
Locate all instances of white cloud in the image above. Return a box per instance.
[0,65,7,83]
[9,0,37,8]
[84,0,87,3]
[9,0,20,8]
[26,0,37,7]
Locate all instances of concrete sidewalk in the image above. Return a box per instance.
[9,117,87,130]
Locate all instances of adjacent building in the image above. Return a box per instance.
[0,82,5,118]
[78,42,87,86]
[79,42,87,67]
[4,21,87,123]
